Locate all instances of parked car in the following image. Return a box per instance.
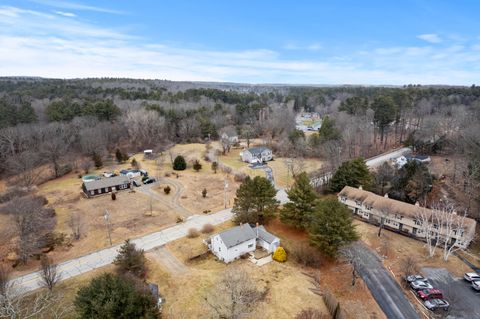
[472,280,480,291]
[405,275,428,283]
[464,272,480,282]
[133,180,141,187]
[410,280,433,290]
[424,299,449,311]
[103,172,117,178]
[417,288,443,301]
[143,177,156,184]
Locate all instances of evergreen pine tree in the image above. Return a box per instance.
[308,198,358,257]
[233,176,278,224]
[114,239,147,278]
[328,158,372,192]
[280,172,318,229]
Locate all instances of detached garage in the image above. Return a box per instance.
[82,176,130,198]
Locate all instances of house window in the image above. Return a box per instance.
[355,200,362,206]
[385,219,390,225]
[340,196,347,203]
[394,214,403,220]
[414,219,422,226]
[365,205,372,211]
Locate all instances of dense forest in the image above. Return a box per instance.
[0,78,478,198]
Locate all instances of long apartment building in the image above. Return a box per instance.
[338,186,476,248]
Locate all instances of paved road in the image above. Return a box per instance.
[422,267,480,318]
[345,242,420,319]
[9,209,232,294]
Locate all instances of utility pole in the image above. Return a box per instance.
[104,209,112,246]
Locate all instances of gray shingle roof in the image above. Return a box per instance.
[218,224,256,248]
[84,175,130,191]
[254,225,278,244]
[247,147,270,155]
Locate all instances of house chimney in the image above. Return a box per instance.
[384,193,389,198]
[415,202,420,206]
[358,185,363,190]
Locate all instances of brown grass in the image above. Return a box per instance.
[187,228,200,238]
[201,223,214,234]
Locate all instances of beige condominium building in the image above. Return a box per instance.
[338,186,476,249]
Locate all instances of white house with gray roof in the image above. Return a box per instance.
[240,147,273,164]
[207,224,280,263]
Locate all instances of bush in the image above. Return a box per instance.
[173,155,187,170]
[193,159,202,172]
[289,242,322,267]
[187,228,200,238]
[234,172,247,182]
[164,185,171,194]
[202,188,207,198]
[92,153,103,169]
[211,161,218,173]
[115,149,128,163]
[131,158,140,169]
[203,210,211,214]
[272,247,287,262]
[201,224,214,233]
[295,308,328,319]
[111,193,116,201]
[176,216,183,223]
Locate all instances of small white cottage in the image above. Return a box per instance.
[240,147,273,164]
[207,224,280,263]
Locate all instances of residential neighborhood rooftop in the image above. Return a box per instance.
[218,224,257,248]
[83,175,130,191]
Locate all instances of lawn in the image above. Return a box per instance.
[151,221,329,319]
[217,144,325,188]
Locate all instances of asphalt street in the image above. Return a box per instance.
[346,242,420,319]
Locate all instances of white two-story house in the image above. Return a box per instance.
[240,147,273,164]
[207,224,280,263]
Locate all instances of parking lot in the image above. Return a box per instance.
[422,268,480,318]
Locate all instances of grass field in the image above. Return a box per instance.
[217,144,325,188]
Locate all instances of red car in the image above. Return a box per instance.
[417,288,443,301]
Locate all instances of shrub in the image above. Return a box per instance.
[176,216,183,223]
[295,308,328,319]
[92,153,103,168]
[187,228,200,238]
[234,172,247,182]
[115,149,128,163]
[193,159,202,172]
[289,242,322,267]
[221,165,232,174]
[201,224,214,233]
[203,210,211,214]
[202,188,207,198]
[211,161,218,173]
[111,193,116,201]
[173,155,187,170]
[164,185,171,194]
[131,158,140,169]
[272,247,287,262]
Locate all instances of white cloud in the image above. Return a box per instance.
[54,11,76,17]
[284,42,322,51]
[0,6,478,85]
[30,0,124,14]
[417,33,442,44]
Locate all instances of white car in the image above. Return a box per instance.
[405,275,428,283]
[410,280,433,290]
[464,272,480,282]
[472,280,480,291]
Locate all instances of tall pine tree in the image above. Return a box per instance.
[233,176,278,224]
[280,172,318,229]
[328,158,372,192]
[308,198,358,257]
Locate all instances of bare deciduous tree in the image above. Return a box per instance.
[400,256,419,281]
[0,264,10,297]
[5,151,43,187]
[340,244,361,287]
[68,211,85,241]
[40,256,60,291]
[3,196,56,264]
[204,266,266,319]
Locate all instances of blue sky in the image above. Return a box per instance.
[0,0,479,84]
